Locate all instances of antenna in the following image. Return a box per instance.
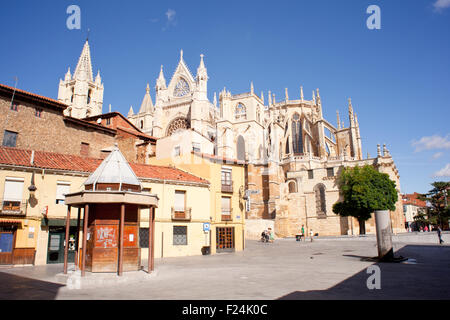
[10,76,18,109]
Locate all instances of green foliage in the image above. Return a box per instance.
[418,181,450,228]
[332,165,398,222]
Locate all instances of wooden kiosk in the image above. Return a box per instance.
[63,146,158,276]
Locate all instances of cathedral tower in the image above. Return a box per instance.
[58,40,104,118]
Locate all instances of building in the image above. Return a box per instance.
[127,50,405,237]
[58,40,104,119]
[402,193,428,231]
[151,151,246,254]
[0,145,210,266]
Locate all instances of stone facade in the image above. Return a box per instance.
[0,85,115,159]
[58,40,104,119]
[127,51,405,238]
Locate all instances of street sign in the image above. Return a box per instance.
[203,223,211,232]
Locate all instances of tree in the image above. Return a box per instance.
[333,165,398,235]
[418,182,450,230]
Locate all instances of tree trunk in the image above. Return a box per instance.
[358,218,366,235]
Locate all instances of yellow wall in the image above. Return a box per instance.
[139,179,211,258]
[149,153,246,254]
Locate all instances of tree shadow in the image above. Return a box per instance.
[0,271,64,300]
[278,244,450,300]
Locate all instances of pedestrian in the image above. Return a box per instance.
[310,229,314,242]
[424,225,428,232]
[301,225,305,241]
[268,228,274,243]
[437,226,444,244]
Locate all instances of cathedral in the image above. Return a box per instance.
[59,40,405,238]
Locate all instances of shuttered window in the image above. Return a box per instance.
[56,182,70,204]
[221,197,231,214]
[174,191,186,212]
[3,178,24,201]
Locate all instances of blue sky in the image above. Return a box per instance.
[0,0,449,194]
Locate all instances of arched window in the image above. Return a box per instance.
[235,103,247,120]
[87,89,92,104]
[314,184,326,217]
[71,88,74,103]
[288,181,297,193]
[285,137,290,154]
[256,109,261,123]
[174,78,190,97]
[140,120,144,129]
[292,113,303,154]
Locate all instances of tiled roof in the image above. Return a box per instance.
[402,192,427,208]
[0,147,209,185]
[0,83,67,109]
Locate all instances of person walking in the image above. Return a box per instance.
[437,226,444,244]
[301,225,305,241]
[310,229,314,242]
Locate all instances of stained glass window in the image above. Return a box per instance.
[174,79,190,97]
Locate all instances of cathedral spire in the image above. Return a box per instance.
[139,83,153,114]
[312,90,316,104]
[213,92,217,107]
[300,86,304,101]
[337,110,341,130]
[251,81,254,94]
[74,40,94,82]
[261,91,264,104]
[268,90,272,106]
[285,88,289,101]
[128,105,134,117]
[348,98,355,126]
[157,65,167,89]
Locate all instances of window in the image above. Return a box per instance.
[87,90,92,104]
[10,103,18,111]
[2,177,24,212]
[139,228,149,248]
[221,197,232,218]
[142,188,151,194]
[2,131,18,147]
[80,142,90,157]
[174,146,181,157]
[173,226,187,245]
[221,168,232,186]
[35,108,43,118]
[192,142,201,153]
[174,190,186,212]
[288,181,297,193]
[235,103,247,120]
[292,113,303,154]
[140,120,144,129]
[285,137,290,154]
[173,79,190,97]
[327,167,334,177]
[308,170,314,179]
[71,88,74,103]
[106,118,111,125]
[56,182,70,205]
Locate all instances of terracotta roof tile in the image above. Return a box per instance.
[0,147,209,185]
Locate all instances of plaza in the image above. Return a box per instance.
[0,234,449,300]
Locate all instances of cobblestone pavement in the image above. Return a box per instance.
[1,238,449,300]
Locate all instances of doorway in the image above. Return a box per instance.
[0,226,16,265]
[47,227,76,264]
[216,227,235,253]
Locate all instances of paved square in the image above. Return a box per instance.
[1,238,449,300]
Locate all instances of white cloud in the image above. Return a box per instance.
[412,134,450,152]
[434,163,450,177]
[432,152,444,159]
[166,9,176,22]
[433,0,450,11]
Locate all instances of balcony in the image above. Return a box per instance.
[1,199,27,216]
[221,210,233,222]
[171,207,192,221]
[221,182,233,193]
